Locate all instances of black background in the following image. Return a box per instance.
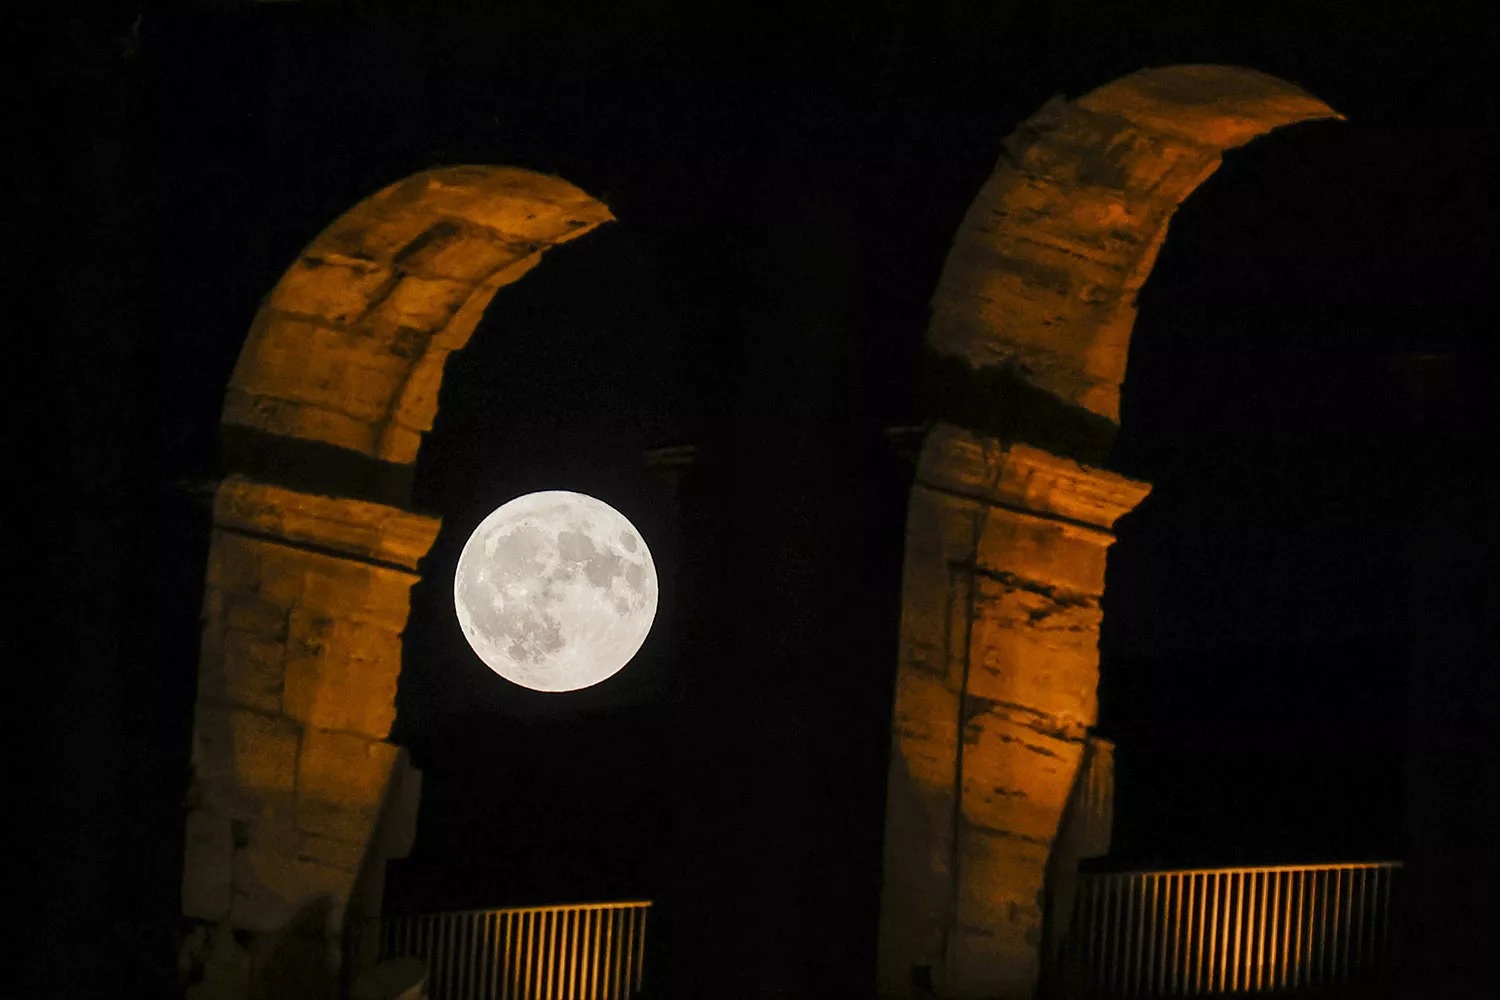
[25,1,1498,997]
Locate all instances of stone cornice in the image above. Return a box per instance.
[212,476,442,572]
[917,422,1150,532]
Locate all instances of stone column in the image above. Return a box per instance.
[179,477,440,1000]
[878,424,1147,1000]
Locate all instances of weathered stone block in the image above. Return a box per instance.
[951,827,1051,999]
[210,635,286,714]
[390,220,531,282]
[296,831,368,873]
[360,275,474,338]
[182,809,235,920]
[231,845,356,935]
[960,711,1084,844]
[282,626,400,740]
[301,563,419,630]
[975,511,1111,597]
[967,578,1103,728]
[890,668,961,794]
[266,256,394,327]
[193,705,300,812]
[296,729,399,842]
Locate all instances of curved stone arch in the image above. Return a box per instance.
[881,66,1339,999]
[930,64,1341,425]
[181,166,612,1000]
[227,165,614,466]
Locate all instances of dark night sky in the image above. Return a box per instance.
[25,1,1499,997]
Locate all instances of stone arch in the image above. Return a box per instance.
[879,66,1339,999]
[180,166,612,1000]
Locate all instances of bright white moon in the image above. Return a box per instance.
[453,490,658,692]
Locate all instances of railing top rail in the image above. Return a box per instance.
[382,899,654,919]
[1082,860,1404,879]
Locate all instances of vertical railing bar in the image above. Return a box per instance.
[1205,872,1218,994]
[580,908,590,1000]
[1140,874,1151,997]
[555,909,565,1000]
[1338,869,1350,983]
[566,909,578,1000]
[441,913,454,1000]
[1196,872,1208,995]
[539,910,550,1000]
[604,906,616,1000]
[1226,870,1240,993]
[525,910,535,1000]
[1167,873,1178,997]
[636,907,648,993]
[625,908,638,999]
[1222,870,1235,994]
[499,912,510,1000]
[454,912,465,1000]
[1353,868,1365,984]
[1268,869,1281,989]
[1242,869,1253,994]
[1311,869,1322,988]
[581,908,591,1000]
[1145,873,1157,997]
[494,912,503,1000]
[1256,870,1267,991]
[554,909,565,1000]
[455,912,465,1000]
[1320,868,1332,987]
[1381,865,1393,976]
[1297,868,1308,990]
[1244,871,1255,993]
[476,912,486,1000]
[1131,874,1143,997]
[470,912,481,1000]
[535,911,544,1000]
[463,913,475,1000]
[1343,868,1355,987]
[1188,872,1200,996]
[1283,868,1294,989]
[1157,873,1169,997]
[1380,865,1389,976]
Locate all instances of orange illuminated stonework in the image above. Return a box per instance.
[878,66,1339,999]
[180,168,611,1000]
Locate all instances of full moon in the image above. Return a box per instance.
[453,491,658,692]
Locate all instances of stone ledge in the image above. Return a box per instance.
[213,476,440,571]
[918,423,1150,531]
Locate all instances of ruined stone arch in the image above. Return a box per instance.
[879,66,1339,999]
[180,166,612,999]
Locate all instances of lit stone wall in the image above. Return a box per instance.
[181,167,611,1000]
[181,479,439,999]
[879,66,1338,999]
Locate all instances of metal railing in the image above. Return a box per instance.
[370,900,652,1000]
[1058,861,1401,996]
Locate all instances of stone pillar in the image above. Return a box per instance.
[179,477,440,1000]
[878,424,1147,1000]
